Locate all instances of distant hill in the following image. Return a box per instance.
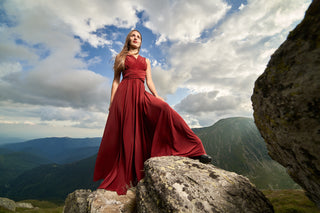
[1,137,101,164]
[0,137,25,145]
[2,154,100,201]
[0,148,52,194]
[194,117,299,189]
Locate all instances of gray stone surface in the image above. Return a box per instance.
[0,197,34,211]
[63,189,135,213]
[136,156,273,213]
[64,189,92,213]
[251,0,320,207]
[16,202,34,209]
[0,197,16,212]
[87,189,135,213]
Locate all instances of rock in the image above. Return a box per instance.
[136,156,274,213]
[16,202,34,209]
[88,189,135,213]
[0,197,16,212]
[64,189,92,213]
[251,0,320,207]
[0,197,34,211]
[63,189,135,213]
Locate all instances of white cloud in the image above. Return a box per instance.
[87,56,102,67]
[175,91,241,115]
[1,0,141,112]
[0,20,109,111]
[0,26,39,63]
[1,67,109,111]
[3,0,141,48]
[142,0,230,43]
[0,102,107,130]
[38,106,107,129]
[150,66,190,98]
[165,0,310,125]
[0,62,22,77]
[0,0,145,137]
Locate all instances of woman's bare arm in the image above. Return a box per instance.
[109,70,121,110]
[145,58,164,101]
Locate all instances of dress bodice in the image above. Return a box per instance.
[122,55,147,82]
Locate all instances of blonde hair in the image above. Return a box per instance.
[113,30,142,75]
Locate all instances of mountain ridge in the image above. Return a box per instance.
[1,137,101,164]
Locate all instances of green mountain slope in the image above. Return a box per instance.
[0,149,52,190]
[193,117,299,189]
[2,154,100,201]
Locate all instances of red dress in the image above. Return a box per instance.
[93,55,206,195]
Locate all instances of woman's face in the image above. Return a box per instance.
[129,31,141,50]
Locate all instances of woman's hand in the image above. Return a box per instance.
[155,95,165,102]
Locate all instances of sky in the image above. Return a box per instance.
[0,0,311,141]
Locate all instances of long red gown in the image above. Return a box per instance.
[93,55,206,195]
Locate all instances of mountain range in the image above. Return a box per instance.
[0,117,299,201]
[1,137,101,164]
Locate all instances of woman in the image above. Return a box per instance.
[93,29,211,195]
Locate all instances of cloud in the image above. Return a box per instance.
[0,21,109,111]
[142,0,230,43]
[174,91,254,127]
[0,103,107,130]
[1,67,109,111]
[175,91,240,115]
[38,106,107,129]
[0,62,22,77]
[150,66,190,98]
[1,0,137,112]
[2,0,141,48]
[0,26,39,63]
[0,0,144,135]
[166,0,310,123]
[87,56,102,67]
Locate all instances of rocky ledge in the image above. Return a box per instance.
[251,0,320,207]
[64,156,273,213]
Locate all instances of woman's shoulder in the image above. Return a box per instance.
[141,56,150,63]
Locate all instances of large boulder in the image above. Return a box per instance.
[251,0,320,207]
[136,156,273,213]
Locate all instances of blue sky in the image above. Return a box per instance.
[0,0,311,141]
